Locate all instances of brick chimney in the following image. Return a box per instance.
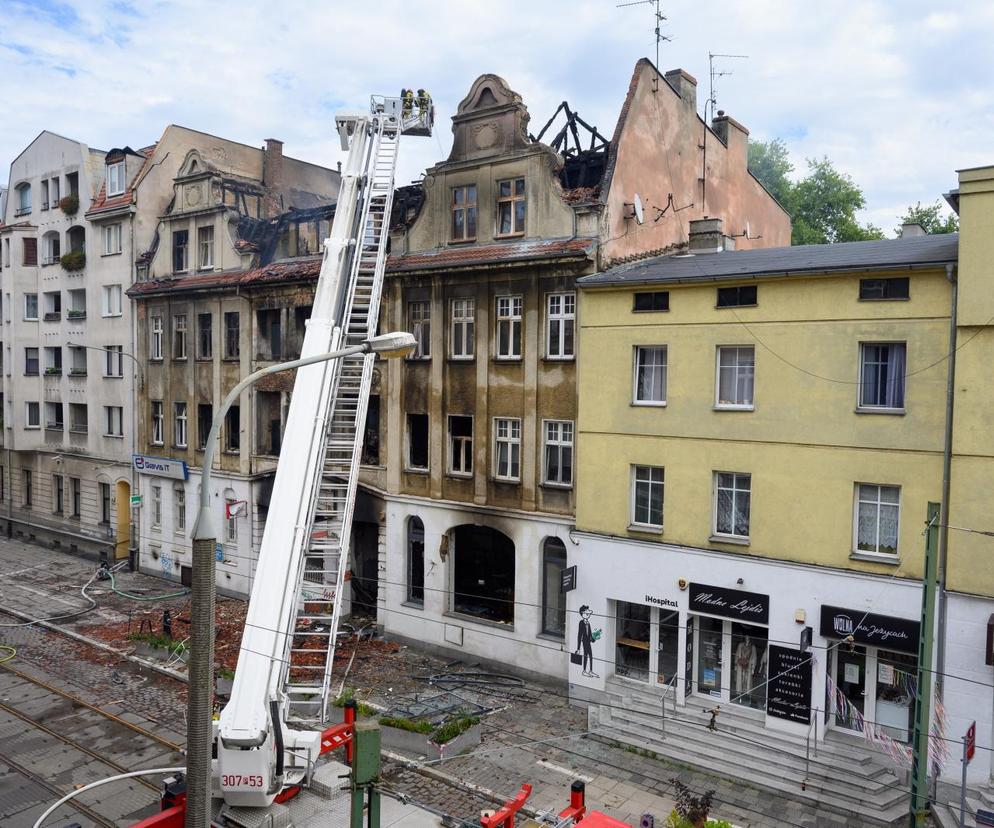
[664,68,698,113]
[263,138,284,218]
[689,217,724,253]
[711,110,749,165]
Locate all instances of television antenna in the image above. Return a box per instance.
[617,0,672,91]
[701,51,748,213]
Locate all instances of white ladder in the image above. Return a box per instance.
[282,121,400,724]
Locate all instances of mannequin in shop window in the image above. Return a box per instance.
[734,636,757,694]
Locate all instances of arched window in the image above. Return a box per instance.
[452,525,515,625]
[42,231,60,265]
[15,182,31,216]
[407,516,425,606]
[67,225,86,253]
[223,487,238,543]
[541,538,567,638]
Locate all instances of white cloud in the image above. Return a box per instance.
[2,0,989,233]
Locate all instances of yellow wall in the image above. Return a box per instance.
[577,266,961,585]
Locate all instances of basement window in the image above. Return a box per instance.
[633,291,669,312]
[859,277,909,301]
[716,285,757,308]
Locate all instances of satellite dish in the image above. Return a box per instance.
[633,193,645,225]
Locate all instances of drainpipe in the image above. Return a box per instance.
[935,262,957,700]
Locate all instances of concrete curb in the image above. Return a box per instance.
[0,604,189,684]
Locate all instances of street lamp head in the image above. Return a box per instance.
[364,331,417,359]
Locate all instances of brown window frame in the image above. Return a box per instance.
[495,178,526,238]
[450,185,477,242]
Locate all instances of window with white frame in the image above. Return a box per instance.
[450,298,475,359]
[103,223,122,255]
[448,415,473,475]
[632,465,664,528]
[105,406,124,437]
[714,472,751,539]
[633,346,667,404]
[859,343,906,410]
[104,345,123,377]
[151,484,162,528]
[546,293,575,359]
[493,417,521,481]
[543,420,573,487]
[495,295,522,359]
[150,400,164,445]
[716,346,755,409]
[409,301,430,359]
[172,314,187,359]
[198,225,214,269]
[174,486,186,533]
[150,315,163,359]
[24,293,38,320]
[102,284,122,317]
[106,161,125,196]
[173,402,188,447]
[25,401,40,429]
[854,484,900,556]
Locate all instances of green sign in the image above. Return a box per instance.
[130,494,142,506]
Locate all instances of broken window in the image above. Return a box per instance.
[172,314,188,360]
[256,309,283,361]
[198,403,213,450]
[409,301,430,359]
[173,230,189,272]
[407,413,429,471]
[452,524,515,625]
[496,178,526,236]
[197,313,213,360]
[225,404,240,453]
[407,516,425,606]
[451,185,477,242]
[224,311,240,359]
[361,395,380,465]
[448,415,473,476]
[256,391,283,456]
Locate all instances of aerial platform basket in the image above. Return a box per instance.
[371,94,434,137]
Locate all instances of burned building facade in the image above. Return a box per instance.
[128,130,338,597]
[358,64,790,678]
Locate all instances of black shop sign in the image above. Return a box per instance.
[766,645,813,724]
[819,605,920,655]
[689,583,769,625]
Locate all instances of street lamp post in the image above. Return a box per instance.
[184,331,414,828]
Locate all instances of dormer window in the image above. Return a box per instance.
[496,178,525,237]
[106,161,126,196]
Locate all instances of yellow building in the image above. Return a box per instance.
[567,184,994,815]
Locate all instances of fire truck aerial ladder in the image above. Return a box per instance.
[214,94,432,808]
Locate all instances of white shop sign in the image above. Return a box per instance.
[132,454,189,480]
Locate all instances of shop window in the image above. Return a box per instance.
[451,524,514,625]
[731,622,768,710]
[615,602,651,682]
[541,538,566,638]
[657,610,680,686]
[834,645,867,731]
[696,616,723,697]
[875,649,916,742]
[407,516,425,606]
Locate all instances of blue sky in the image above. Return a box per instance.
[2,0,990,232]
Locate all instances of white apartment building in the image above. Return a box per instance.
[0,132,144,559]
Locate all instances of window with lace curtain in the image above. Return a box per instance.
[854,483,900,556]
[713,471,751,540]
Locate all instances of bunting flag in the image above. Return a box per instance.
[825,675,948,773]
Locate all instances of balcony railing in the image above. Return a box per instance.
[69,423,88,434]
[44,367,62,376]
[45,421,64,431]
[67,309,86,320]
[68,368,87,377]
[44,311,61,322]
[42,256,60,266]
[14,206,30,217]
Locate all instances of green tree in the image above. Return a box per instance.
[748,141,884,245]
[747,138,793,206]
[896,200,958,235]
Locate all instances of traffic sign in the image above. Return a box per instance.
[967,720,976,763]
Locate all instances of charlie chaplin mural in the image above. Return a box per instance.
[572,604,602,678]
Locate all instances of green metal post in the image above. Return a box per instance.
[909,502,940,826]
[351,720,381,828]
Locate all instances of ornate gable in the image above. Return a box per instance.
[448,74,531,163]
